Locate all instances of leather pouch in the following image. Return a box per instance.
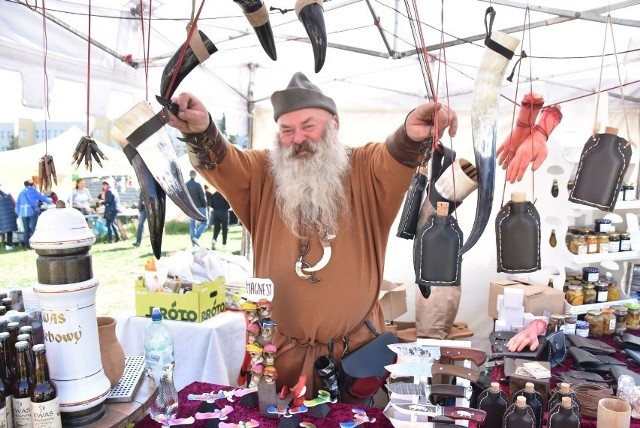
[558,370,606,384]
[568,347,624,373]
[566,334,616,355]
[339,331,398,399]
[396,172,427,239]
[616,332,640,352]
[495,199,541,273]
[568,131,632,211]
[546,331,567,368]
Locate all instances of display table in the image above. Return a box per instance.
[134,382,394,428]
[115,311,247,390]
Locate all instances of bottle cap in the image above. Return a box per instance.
[516,396,527,407]
[151,307,163,321]
[436,201,449,216]
[560,382,570,393]
[524,382,534,392]
[15,341,28,351]
[511,192,526,203]
[32,344,46,354]
[490,382,500,392]
[562,396,572,408]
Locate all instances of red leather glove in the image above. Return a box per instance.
[507,318,548,352]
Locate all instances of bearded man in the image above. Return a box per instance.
[169,72,457,403]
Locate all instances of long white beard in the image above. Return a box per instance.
[269,122,350,238]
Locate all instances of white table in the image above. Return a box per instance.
[115,311,246,390]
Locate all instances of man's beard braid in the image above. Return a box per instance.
[269,122,350,239]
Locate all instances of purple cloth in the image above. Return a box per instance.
[135,382,394,427]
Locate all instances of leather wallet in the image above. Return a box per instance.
[566,334,616,355]
[617,332,640,352]
[568,347,625,373]
[558,370,606,384]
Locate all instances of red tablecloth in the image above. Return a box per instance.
[134,382,394,428]
[491,332,640,428]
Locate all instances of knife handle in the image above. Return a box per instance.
[440,347,487,366]
[441,406,486,423]
[431,363,480,382]
[428,384,469,399]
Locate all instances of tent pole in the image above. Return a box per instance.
[240,63,258,259]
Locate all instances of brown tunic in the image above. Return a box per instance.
[199,127,424,397]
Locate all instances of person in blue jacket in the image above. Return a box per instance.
[15,179,52,249]
[0,184,18,250]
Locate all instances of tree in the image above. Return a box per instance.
[3,134,19,151]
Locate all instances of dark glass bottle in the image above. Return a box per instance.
[1,299,12,313]
[7,322,20,369]
[414,201,463,294]
[0,332,15,428]
[477,382,508,428]
[496,192,541,273]
[512,382,544,428]
[504,395,536,428]
[548,396,580,428]
[548,382,581,417]
[0,334,8,428]
[12,341,34,428]
[17,314,29,330]
[30,344,62,428]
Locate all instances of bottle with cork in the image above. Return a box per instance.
[548,382,581,419]
[414,201,463,297]
[477,382,508,428]
[512,382,544,428]
[548,396,580,428]
[495,192,541,273]
[503,395,536,428]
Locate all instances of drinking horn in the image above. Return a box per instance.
[295,0,327,73]
[233,0,277,60]
[113,101,206,223]
[157,29,218,112]
[111,128,166,259]
[459,19,519,255]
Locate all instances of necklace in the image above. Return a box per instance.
[294,233,336,283]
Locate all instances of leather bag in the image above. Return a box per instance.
[566,334,616,355]
[567,347,624,373]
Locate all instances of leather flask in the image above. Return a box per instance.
[512,382,544,428]
[477,382,509,428]
[414,201,463,296]
[569,127,632,211]
[503,396,536,428]
[495,192,541,273]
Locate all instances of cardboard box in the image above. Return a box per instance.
[379,280,412,321]
[488,280,565,319]
[135,276,226,322]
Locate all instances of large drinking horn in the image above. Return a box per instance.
[459,25,519,255]
[233,0,277,60]
[295,0,327,73]
[111,128,166,259]
[113,101,206,222]
[158,29,218,107]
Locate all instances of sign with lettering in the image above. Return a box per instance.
[243,278,274,302]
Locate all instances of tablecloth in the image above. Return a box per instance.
[115,311,247,390]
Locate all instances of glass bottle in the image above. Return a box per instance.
[548,382,581,417]
[30,344,61,428]
[496,192,541,273]
[504,395,536,428]
[0,333,15,428]
[7,322,20,368]
[0,335,8,428]
[512,382,543,428]
[548,397,580,428]
[12,341,34,428]
[477,382,509,428]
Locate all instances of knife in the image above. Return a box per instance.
[390,401,486,423]
[386,382,472,400]
[385,362,480,382]
[388,344,486,366]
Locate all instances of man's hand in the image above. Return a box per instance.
[405,102,458,142]
[507,319,548,352]
[166,93,211,135]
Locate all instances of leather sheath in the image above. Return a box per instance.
[566,334,616,355]
[396,172,427,240]
[568,347,624,373]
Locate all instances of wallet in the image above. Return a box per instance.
[566,334,616,355]
[568,347,625,373]
[617,332,640,352]
[558,370,606,385]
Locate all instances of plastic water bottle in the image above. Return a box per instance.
[144,307,178,421]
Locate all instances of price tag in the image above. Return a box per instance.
[243,278,274,302]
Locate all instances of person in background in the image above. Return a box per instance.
[185,169,207,247]
[0,184,18,251]
[167,72,457,402]
[99,178,120,243]
[204,184,214,228]
[210,189,230,251]
[15,179,52,249]
[133,193,147,247]
[69,178,93,215]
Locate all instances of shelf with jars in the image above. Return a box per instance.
[571,250,639,264]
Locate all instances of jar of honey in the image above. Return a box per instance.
[586,234,599,254]
[627,305,640,330]
[583,283,597,304]
[565,285,584,306]
[585,310,603,337]
[601,308,616,335]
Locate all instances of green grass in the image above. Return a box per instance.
[0,222,245,318]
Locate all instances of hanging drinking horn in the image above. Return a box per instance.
[113,101,206,223]
[156,29,218,112]
[295,0,327,73]
[233,0,277,60]
[111,127,166,259]
[459,8,520,255]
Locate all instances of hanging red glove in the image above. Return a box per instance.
[497,92,544,168]
[506,104,563,183]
